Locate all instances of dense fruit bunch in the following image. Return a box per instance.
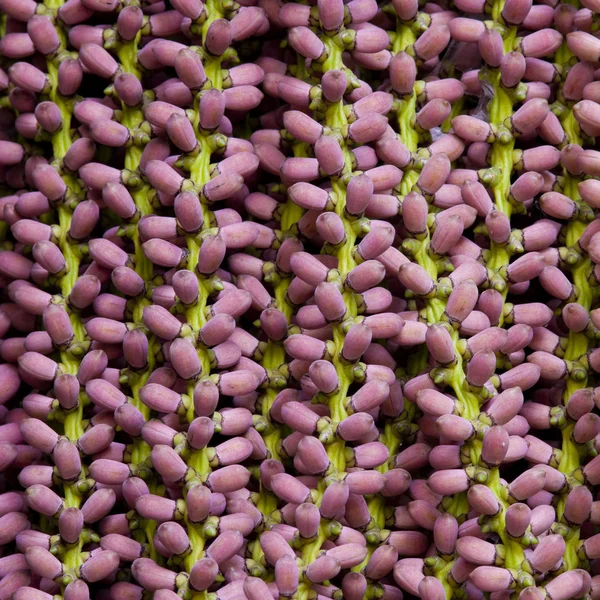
[1,0,600,598]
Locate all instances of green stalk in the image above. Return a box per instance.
[431,10,533,583]
[256,145,304,507]
[444,15,532,585]
[43,0,87,578]
[552,42,591,571]
[395,25,419,191]
[315,36,355,479]
[392,17,462,594]
[254,51,312,497]
[486,25,517,291]
[116,23,160,562]
[296,39,357,599]
[394,7,532,591]
[179,4,226,593]
[321,51,355,476]
[420,17,591,595]
[393,19,444,381]
[250,132,309,578]
[183,132,214,587]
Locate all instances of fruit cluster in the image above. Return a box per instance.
[0,0,600,598]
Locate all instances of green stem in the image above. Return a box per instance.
[257,142,305,521]
[553,61,590,569]
[320,36,355,478]
[390,21,466,598]
[44,0,87,579]
[296,37,380,594]
[179,8,227,590]
[402,12,529,592]
[394,24,419,197]
[394,20,446,333]
[450,17,529,580]
[486,26,517,297]
[116,30,162,562]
